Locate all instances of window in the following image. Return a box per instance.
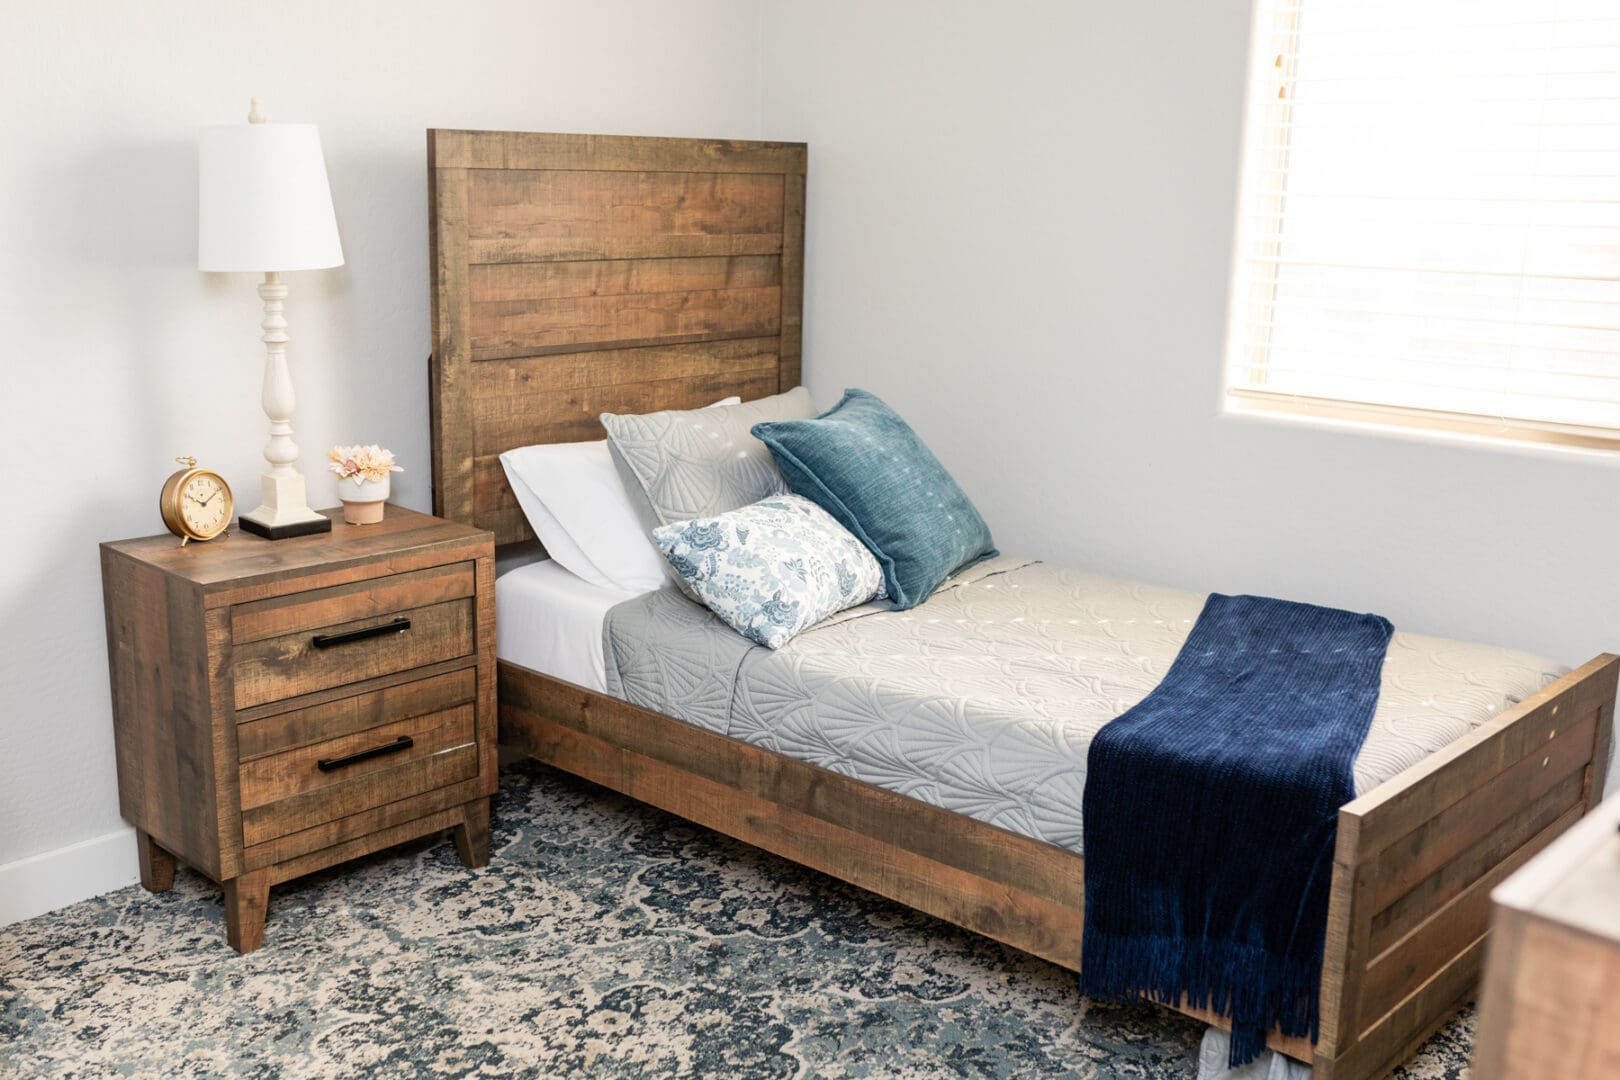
[1226,0,1620,450]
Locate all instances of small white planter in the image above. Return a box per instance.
[335,474,390,525]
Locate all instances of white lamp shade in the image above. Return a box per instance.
[198,122,344,272]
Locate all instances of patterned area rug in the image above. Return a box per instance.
[0,762,1473,1078]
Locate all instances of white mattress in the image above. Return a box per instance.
[495,555,641,693]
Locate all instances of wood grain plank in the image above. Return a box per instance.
[501,666,1086,916]
[1323,936,1486,1080]
[470,286,781,361]
[265,804,469,887]
[213,537,493,608]
[429,152,476,525]
[470,255,780,303]
[231,598,474,710]
[1316,812,1368,1060]
[471,365,782,456]
[231,562,474,645]
[471,234,782,264]
[206,606,244,881]
[241,776,489,871]
[467,337,780,396]
[780,170,805,390]
[472,503,531,550]
[1585,687,1616,809]
[102,508,487,596]
[468,169,785,264]
[237,667,478,761]
[101,550,226,880]
[233,657,477,726]
[513,701,1089,968]
[433,130,807,175]
[473,555,500,797]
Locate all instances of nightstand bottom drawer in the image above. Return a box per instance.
[239,704,480,847]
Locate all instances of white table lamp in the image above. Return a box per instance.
[199,98,344,539]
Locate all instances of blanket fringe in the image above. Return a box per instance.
[1078,928,1321,1067]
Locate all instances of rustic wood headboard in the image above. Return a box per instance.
[426,130,807,545]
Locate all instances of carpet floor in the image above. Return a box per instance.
[0,761,1474,1078]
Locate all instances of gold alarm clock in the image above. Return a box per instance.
[160,456,234,543]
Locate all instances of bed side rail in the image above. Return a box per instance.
[1314,653,1618,1080]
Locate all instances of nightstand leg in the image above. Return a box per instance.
[452,799,491,868]
[135,830,176,893]
[223,870,271,953]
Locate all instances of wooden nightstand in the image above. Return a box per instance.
[100,506,496,952]
[1474,790,1620,1077]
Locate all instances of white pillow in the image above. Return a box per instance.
[499,398,740,593]
[653,495,887,649]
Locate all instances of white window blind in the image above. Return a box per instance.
[1226,0,1620,449]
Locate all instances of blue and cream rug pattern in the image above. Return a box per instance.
[0,762,1472,1078]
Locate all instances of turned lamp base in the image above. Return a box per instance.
[236,467,333,540]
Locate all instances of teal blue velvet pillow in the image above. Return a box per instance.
[751,389,996,609]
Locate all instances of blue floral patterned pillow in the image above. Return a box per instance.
[652,495,887,649]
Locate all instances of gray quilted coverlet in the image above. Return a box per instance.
[603,556,1566,853]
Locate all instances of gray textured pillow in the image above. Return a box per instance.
[602,387,818,595]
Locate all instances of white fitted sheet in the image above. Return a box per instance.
[495,555,641,693]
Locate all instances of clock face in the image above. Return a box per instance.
[180,474,231,537]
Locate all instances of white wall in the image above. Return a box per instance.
[0,0,764,920]
[759,1,1620,790]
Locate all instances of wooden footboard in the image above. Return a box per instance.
[498,654,1616,1080]
[1314,653,1617,1079]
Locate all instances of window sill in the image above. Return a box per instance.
[1221,389,1620,467]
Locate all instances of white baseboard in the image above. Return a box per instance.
[0,826,139,927]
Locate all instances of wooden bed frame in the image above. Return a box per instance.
[426,129,1619,1078]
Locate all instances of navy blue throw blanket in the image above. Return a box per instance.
[1079,594,1392,1066]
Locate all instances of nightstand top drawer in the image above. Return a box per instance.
[232,594,475,710]
[231,562,474,644]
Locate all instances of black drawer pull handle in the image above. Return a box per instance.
[311,617,411,649]
[317,735,413,772]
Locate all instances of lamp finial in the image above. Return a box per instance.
[247,97,265,124]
